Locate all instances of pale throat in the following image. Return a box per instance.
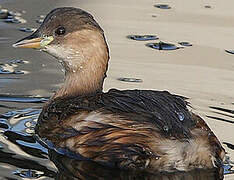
[47,31,109,99]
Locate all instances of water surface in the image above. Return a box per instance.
[1,0,234,179]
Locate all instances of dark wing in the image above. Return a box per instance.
[100,89,195,138]
[42,89,194,138]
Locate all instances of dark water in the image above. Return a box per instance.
[154,4,171,10]
[178,41,193,47]
[225,50,234,55]
[127,35,158,41]
[207,106,234,124]
[117,77,143,83]
[146,41,179,50]
[18,27,36,33]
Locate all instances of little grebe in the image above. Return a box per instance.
[13,7,225,173]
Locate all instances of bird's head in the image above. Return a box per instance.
[13,7,109,71]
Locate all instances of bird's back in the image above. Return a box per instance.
[35,89,225,172]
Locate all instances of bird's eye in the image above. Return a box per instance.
[55,26,66,36]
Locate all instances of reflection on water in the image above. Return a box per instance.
[154,4,172,10]
[0,94,48,103]
[0,7,26,24]
[223,142,234,150]
[0,148,55,179]
[223,156,234,175]
[126,35,158,41]
[0,59,30,75]
[178,41,193,47]
[0,103,55,179]
[117,77,143,83]
[146,41,179,50]
[50,150,223,180]
[207,106,234,124]
[0,96,233,179]
[13,169,44,179]
[18,27,36,33]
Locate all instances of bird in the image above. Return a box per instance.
[13,7,225,174]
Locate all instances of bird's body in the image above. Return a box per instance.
[13,7,225,174]
[37,89,223,172]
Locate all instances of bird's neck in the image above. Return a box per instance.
[53,61,107,99]
[51,31,109,99]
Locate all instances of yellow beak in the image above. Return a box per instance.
[13,34,54,49]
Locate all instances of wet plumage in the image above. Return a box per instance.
[13,7,225,174]
[36,89,224,172]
